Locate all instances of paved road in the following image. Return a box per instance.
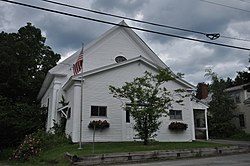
[113,153,250,166]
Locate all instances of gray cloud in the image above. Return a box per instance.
[0,0,249,85]
[91,0,149,16]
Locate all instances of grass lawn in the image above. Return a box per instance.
[1,141,226,166]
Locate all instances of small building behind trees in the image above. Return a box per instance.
[226,83,250,134]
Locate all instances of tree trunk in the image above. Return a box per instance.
[143,114,148,145]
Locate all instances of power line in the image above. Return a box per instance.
[40,0,207,35]
[41,0,250,42]
[238,0,250,4]
[1,0,250,51]
[199,0,250,42]
[200,0,250,13]
[40,0,206,36]
[220,35,250,42]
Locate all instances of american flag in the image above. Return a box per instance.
[73,47,83,75]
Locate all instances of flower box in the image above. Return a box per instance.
[168,121,188,131]
[88,120,110,130]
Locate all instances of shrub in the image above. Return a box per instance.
[9,133,41,162]
[88,120,110,130]
[168,122,188,131]
[9,129,72,162]
[229,130,250,141]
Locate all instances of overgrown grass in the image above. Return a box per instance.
[229,132,250,141]
[1,141,226,166]
[66,141,226,156]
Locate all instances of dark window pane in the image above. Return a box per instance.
[169,110,175,119]
[91,106,98,116]
[126,110,130,123]
[169,110,182,120]
[67,108,71,119]
[99,106,107,116]
[239,114,245,127]
[175,110,182,119]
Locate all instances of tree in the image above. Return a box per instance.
[110,69,183,145]
[0,23,60,148]
[0,22,60,103]
[205,69,236,138]
[0,96,47,148]
[226,56,250,88]
[234,71,250,86]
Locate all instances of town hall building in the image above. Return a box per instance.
[37,21,208,143]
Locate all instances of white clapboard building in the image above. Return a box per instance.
[37,21,208,142]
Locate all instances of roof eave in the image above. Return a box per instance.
[37,72,67,100]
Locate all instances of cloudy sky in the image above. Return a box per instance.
[1,0,250,85]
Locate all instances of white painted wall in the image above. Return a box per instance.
[66,61,194,142]
[79,28,158,73]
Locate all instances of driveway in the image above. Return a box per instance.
[207,139,250,146]
[113,153,250,166]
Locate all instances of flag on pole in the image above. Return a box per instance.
[73,47,83,75]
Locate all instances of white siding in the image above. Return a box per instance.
[81,61,152,142]
[82,28,157,72]
[156,96,193,142]
[69,61,194,142]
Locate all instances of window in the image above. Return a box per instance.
[231,93,240,103]
[169,110,182,120]
[91,106,107,117]
[126,110,130,123]
[235,93,240,103]
[67,108,71,119]
[115,56,127,63]
[239,114,245,128]
[47,98,50,111]
[125,105,131,123]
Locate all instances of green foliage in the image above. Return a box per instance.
[229,130,250,141]
[88,120,110,129]
[234,71,250,86]
[0,96,48,148]
[205,69,237,138]
[0,23,60,149]
[2,141,224,165]
[10,133,42,162]
[56,96,70,134]
[35,130,72,149]
[9,129,72,163]
[176,72,185,78]
[0,22,60,103]
[110,69,182,145]
[52,119,67,135]
[226,56,250,88]
[168,122,188,131]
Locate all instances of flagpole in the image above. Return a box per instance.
[79,43,84,149]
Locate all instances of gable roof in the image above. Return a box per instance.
[63,21,196,89]
[50,20,168,74]
[37,20,196,100]
[244,97,250,105]
[225,83,250,92]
